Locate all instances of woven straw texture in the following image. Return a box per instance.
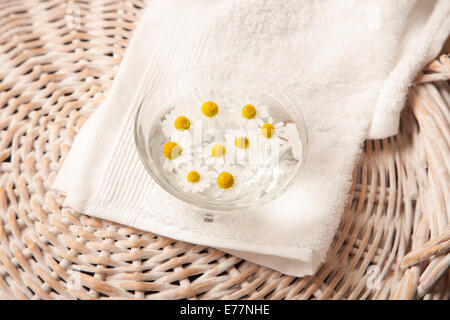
[0,0,449,300]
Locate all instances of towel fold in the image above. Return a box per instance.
[54,0,450,277]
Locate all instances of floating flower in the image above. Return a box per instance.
[234,103,269,128]
[256,117,288,147]
[192,89,220,119]
[161,107,201,137]
[157,89,301,200]
[175,164,215,193]
[162,132,193,172]
[192,89,234,132]
[163,141,182,160]
[203,142,227,167]
[211,165,243,199]
[201,101,219,118]
[192,99,229,132]
[224,129,252,165]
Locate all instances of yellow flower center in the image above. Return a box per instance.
[241,104,256,119]
[174,116,190,130]
[235,137,249,149]
[163,141,182,160]
[211,144,226,158]
[217,172,234,189]
[186,170,200,183]
[201,101,219,118]
[261,123,275,139]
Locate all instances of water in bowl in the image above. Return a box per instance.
[147,87,304,209]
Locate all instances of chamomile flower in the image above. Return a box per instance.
[191,89,231,131]
[162,132,193,172]
[256,117,288,147]
[224,129,252,165]
[157,89,302,200]
[211,165,243,200]
[175,164,215,193]
[161,106,201,137]
[192,89,219,118]
[234,103,269,128]
[203,142,228,167]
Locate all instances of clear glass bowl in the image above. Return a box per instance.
[134,66,308,214]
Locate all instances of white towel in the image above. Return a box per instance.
[53,0,450,277]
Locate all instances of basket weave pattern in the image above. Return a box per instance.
[0,0,448,299]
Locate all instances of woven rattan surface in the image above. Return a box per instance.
[0,0,449,300]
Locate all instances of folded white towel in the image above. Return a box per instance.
[53,0,450,277]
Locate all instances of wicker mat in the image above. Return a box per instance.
[0,0,449,299]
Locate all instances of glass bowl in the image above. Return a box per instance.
[134,66,308,214]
